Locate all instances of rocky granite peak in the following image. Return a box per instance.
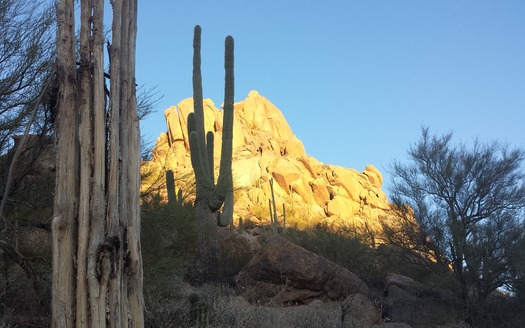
[144,91,392,233]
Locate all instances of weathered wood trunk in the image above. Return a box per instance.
[52,1,78,325]
[52,0,143,326]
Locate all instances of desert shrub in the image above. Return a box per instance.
[141,192,197,322]
[0,264,50,327]
[246,202,268,222]
[375,244,457,288]
[471,291,525,328]
[437,323,472,328]
[143,278,193,328]
[142,192,196,265]
[240,216,259,230]
[202,284,343,328]
[0,142,54,327]
[281,223,389,290]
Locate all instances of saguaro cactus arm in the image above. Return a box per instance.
[189,131,214,193]
[192,25,208,174]
[210,35,234,213]
[166,169,176,212]
[216,35,234,191]
[206,131,215,182]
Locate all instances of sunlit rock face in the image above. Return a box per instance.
[143,90,392,233]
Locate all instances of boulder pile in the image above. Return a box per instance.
[143,90,393,233]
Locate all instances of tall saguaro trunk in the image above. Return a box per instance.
[187,26,235,282]
[52,0,143,327]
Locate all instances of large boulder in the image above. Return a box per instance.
[382,273,462,328]
[384,273,425,297]
[236,235,369,304]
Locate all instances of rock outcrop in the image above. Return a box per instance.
[143,90,393,233]
[236,235,369,304]
[382,273,462,327]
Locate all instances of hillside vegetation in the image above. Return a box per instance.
[1,138,524,327]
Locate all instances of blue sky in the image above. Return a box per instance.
[134,1,525,189]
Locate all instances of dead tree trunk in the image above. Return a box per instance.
[52,0,143,327]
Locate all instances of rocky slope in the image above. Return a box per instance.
[143,90,392,233]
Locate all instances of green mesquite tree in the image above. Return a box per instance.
[187,25,234,281]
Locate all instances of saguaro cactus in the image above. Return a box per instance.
[269,177,279,234]
[188,25,234,227]
[166,169,183,213]
[187,25,234,281]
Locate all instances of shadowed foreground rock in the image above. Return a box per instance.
[236,235,369,304]
[382,273,462,327]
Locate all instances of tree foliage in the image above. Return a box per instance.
[0,0,159,155]
[0,0,55,219]
[0,0,55,154]
[0,0,160,220]
[389,128,525,321]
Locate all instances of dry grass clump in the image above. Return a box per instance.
[145,283,388,328]
[0,265,50,327]
[436,323,472,328]
[197,284,342,328]
[210,296,343,328]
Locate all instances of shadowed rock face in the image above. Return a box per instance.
[382,273,462,327]
[236,235,369,304]
[144,90,393,232]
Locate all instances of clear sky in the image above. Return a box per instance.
[134,1,525,190]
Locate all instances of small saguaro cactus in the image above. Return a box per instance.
[187,25,234,227]
[269,177,279,233]
[166,169,183,213]
[282,203,287,230]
